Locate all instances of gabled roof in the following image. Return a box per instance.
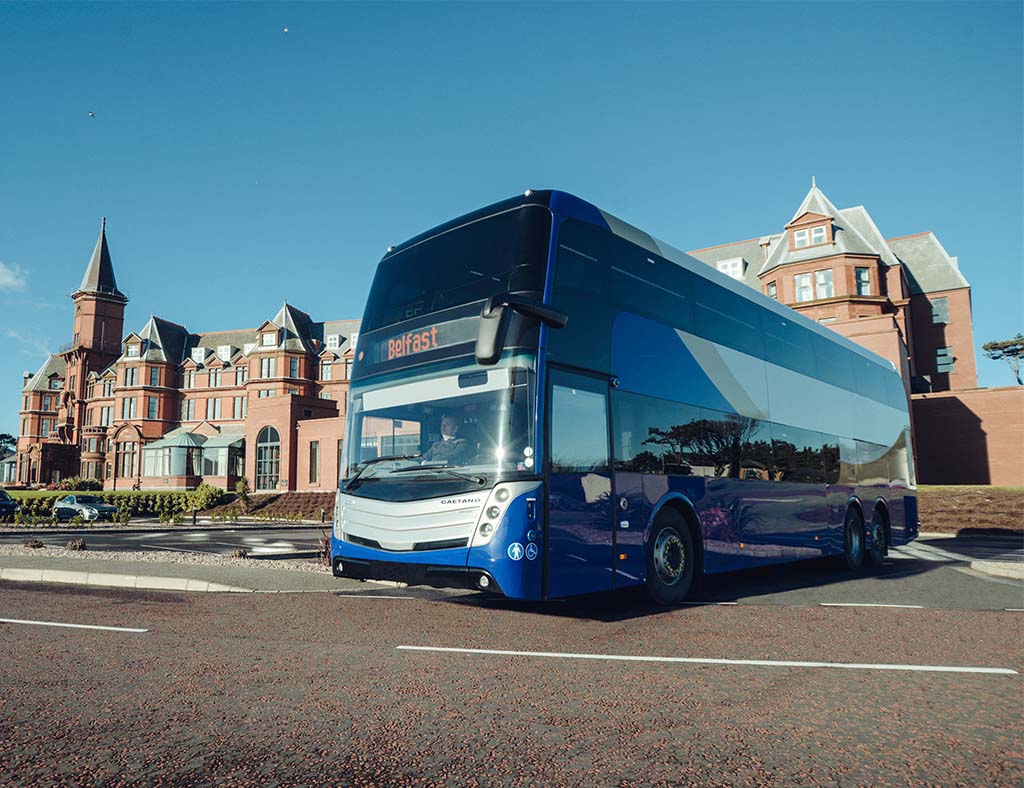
[761,185,878,275]
[313,318,362,358]
[23,354,67,392]
[887,232,969,294]
[274,303,316,353]
[75,218,126,301]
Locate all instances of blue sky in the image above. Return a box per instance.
[1,1,1021,434]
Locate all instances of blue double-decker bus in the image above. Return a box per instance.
[331,190,918,603]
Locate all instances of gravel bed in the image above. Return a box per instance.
[0,544,329,573]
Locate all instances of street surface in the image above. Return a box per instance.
[1,549,1022,787]
[0,526,325,557]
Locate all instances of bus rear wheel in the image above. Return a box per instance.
[645,509,695,606]
[866,510,887,566]
[843,507,865,571]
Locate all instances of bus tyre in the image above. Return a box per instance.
[645,509,695,606]
[866,510,887,566]
[843,507,865,571]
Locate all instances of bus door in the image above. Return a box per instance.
[544,367,616,598]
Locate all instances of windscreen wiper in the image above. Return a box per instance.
[343,454,423,491]
[390,463,486,486]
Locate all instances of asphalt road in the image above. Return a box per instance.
[0,555,1021,787]
[0,526,325,557]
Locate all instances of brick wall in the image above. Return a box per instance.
[912,387,1024,485]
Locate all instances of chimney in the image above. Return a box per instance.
[758,236,772,262]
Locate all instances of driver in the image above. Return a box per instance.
[422,414,472,465]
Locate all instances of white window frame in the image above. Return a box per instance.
[126,343,140,358]
[716,258,744,280]
[793,229,810,248]
[855,267,871,296]
[326,335,340,349]
[814,269,834,299]
[811,226,827,245]
[261,332,277,347]
[794,273,813,302]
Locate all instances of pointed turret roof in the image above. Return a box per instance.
[76,217,126,301]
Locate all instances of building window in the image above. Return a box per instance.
[931,297,950,324]
[309,441,320,484]
[290,357,299,378]
[236,366,248,385]
[320,361,332,381]
[41,418,51,437]
[181,399,195,422]
[716,258,744,280]
[261,331,276,347]
[43,395,52,411]
[815,269,834,299]
[255,426,281,491]
[126,343,139,357]
[100,406,113,426]
[124,367,138,387]
[147,396,158,420]
[206,398,222,420]
[765,281,777,300]
[103,380,115,397]
[819,317,837,325]
[121,397,137,420]
[88,438,98,453]
[257,389,275,399]
[795,273,813,302]
[854,267,871,296]
[86,408,94,426]
[233,396,247,419]
[209,369,221,387]
[327,335,340,349]
[260,357,276,379]
[149,367,160,387]
[117,441,139,478]
[793,229,809,248]
[320,392,332,400]
[811,226,827,245]
[936,346,955,373]
[185,370,196,389]
[23,395,29,411]
[217,345,232,361]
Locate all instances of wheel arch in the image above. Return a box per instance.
[871,496,892,546]
[648,493,705,577]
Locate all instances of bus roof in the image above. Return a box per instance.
[384,189,898,374]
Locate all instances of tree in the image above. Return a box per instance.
[982,334,1024,385]
[0,433,15,455]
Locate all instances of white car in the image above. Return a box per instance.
[52,495,120,523]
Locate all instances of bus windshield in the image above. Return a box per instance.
[361,205,552,332]
[343,360,537,501]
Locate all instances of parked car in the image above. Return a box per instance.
[52,495,120,523]
[0,489,21,518]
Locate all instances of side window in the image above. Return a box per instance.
[761,312,817,378]
[769,424,826,484]
[821,435,841,485]
[612,390,703,474]
[549,372,609,473]
[693,278,764,359]
[695,408,772,480]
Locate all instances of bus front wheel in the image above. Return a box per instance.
[843,507,866,571]
[645,509,695,606]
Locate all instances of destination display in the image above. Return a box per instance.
[365,315,480,365]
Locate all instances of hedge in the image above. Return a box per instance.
[9,484,225,520]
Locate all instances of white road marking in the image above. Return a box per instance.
[1005,608,1024,612]
[336,594,417,600]
[396,645,1018,676]
[139,544,219,555]
[0,617,148,633]
[680,601,738,606]
[820,603,925,609]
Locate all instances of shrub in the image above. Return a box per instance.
[234,478,251,513]
[23,538,43,549]
[65,539,87,551]
[230,548,248,559]
[55,477,103,492]
[190,483,224,512]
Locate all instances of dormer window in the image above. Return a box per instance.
[326,335,340,349]
[716,258,744,280]
[126,343,140,358]
[190,347,207,365]
[793,224,830,249]
[217,345,233,361]
[794,229,810,248]
[811,226,827,245]
[261,331,277,347]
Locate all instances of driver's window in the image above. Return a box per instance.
[66,496,75,505]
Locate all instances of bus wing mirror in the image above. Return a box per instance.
[475,293,568,366]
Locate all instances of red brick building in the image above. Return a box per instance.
[16,220,358,492]
[689,182,1021,485]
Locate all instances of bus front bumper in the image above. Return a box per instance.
[332,555,504,595]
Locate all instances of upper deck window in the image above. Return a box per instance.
[362,205,552,332]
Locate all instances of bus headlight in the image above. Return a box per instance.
[479,523,494,537]
[487,506,501,520]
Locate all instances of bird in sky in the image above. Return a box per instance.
[88,111,95,118]
[283,26,289,33]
